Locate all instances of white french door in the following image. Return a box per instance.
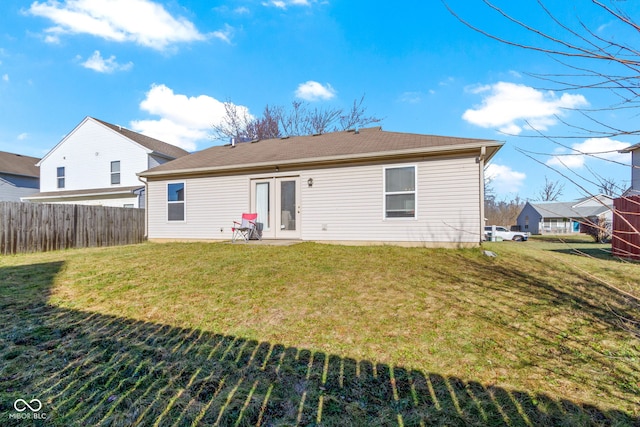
[250,177,300,239]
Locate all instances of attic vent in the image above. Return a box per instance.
[312,133,322,137]
[250,139,260,143]
[280,136,290,140]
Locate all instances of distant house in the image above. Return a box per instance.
[0,151,40,202]
[23,117,188,207]
[138,127,503,247]
[516,195,613,235]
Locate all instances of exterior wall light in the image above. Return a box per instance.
[307,178,314,187]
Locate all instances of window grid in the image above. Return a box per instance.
[111,161,121,185]
[57,167,65,189]
[167,182,185,222]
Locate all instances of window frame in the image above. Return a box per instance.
[110,161,121,185]
[167,181,186,222]
[383,165,417,220]
[57,166,65,189]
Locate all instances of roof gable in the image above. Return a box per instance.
[92,118,189,159]
[37,116,189,165]
[140,127,502,177]
[0,151,40,178]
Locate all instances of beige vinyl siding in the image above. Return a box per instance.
[301,155,480,243]
[147,153,482,245]
[147,175,249,240]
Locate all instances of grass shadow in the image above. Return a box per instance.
[0,262,637,426]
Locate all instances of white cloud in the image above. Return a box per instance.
[485,163,526,194]
[17,133,28,140]
[80,50,132,73]
[463,81,588,135]
[262,0,310,8]
[438,76,455,87]
[295,81,336,101]
[2,74,8,82]
[546,137,631,169]
[398,91,422,104]
[130,84,251,151]
[28,0,205,51]
[212,24,234,44]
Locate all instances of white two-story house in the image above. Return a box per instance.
[24,116,189,208]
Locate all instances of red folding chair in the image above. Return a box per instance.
[231,213,261,242]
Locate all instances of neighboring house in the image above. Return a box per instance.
[23,117,189,208]
[516,194,613,235]
[620,143,640,196]
[0,151,40,202]
[139,127,503,247]
[613,144,640,259]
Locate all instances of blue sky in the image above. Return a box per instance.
[0,0,637,201]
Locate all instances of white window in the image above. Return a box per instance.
[111,161,121,185]
[167,182,185,221]
[384,166,416,218]
[57,167,65,189]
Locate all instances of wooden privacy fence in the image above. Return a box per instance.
[0,202,146,255]
[612,195,640,260]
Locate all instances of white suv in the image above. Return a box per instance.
[484,226,529,242]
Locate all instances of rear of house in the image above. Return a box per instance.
[140,128,502,247]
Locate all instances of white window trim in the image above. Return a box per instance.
[167,181,186,223]
[111,161,121,186]
[57,166,65,189]
[383,164,417,220]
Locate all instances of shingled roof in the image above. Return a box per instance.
[140,127,502,178]
[93,117,189,159]
[529,201,610,219]
[0,151,40,178]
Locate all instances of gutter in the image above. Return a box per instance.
[138,175,148,238]
[25,187,142,200]
[478,146,486,244]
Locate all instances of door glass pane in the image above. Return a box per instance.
[280,180,296,231]
[256,182,270,232]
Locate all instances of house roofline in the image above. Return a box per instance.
[139,141,503,179]
[24,186,143,201]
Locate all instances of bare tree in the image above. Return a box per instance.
[211,96,381,141]
[339,95,382,130]
[444,0,640,136]
[535,176,565,202]
[485,194,524,227]
[446,0,640,261]
[211,101,255,143]
[597,176,621,197]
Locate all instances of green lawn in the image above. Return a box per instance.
[0,238,638,426]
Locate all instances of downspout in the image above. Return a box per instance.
[478,146,486,245]
[137,175,148,239]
